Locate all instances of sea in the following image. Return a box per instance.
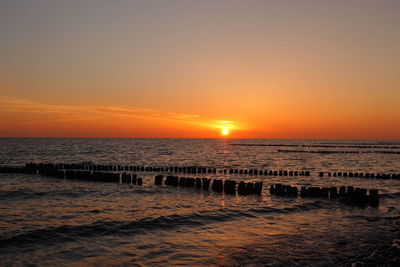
[0,138,399,266]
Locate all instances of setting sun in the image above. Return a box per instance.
[221,128,230,136]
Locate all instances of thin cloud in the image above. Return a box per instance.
[174,114,201,120]
[0,96,238,130]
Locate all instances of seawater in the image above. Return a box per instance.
[0,138,400,266]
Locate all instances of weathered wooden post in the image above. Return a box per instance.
[254,182,263,195]
[155,175,163,185]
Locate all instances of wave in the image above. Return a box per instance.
[0,188,90,201]
[380,192,400,199]
[0,201,326,250]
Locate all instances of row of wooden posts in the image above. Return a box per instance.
[25,162,312,176]
[155,175,263,195]
[278,149,400,155]
[231,143,400,149]
[21,166,384,206]
[0,164,383,205]
[35,167,144,185]
[24,162,400,180]
[0,163,397,182]
[318,171,400,180]
[270,183,380,206]
[17,165,264,196]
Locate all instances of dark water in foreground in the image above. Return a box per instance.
[1,138,400,266]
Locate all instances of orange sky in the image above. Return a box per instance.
[0,1,399,139]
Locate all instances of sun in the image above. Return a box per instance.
[221,128,230,136]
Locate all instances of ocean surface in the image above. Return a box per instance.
[1,138,400,266]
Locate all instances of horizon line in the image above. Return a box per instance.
[0,136,399,141]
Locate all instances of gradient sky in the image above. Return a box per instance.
[0,0,399,139]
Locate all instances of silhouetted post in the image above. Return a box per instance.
[275,184,285,196]
[269,184,275,195]
[155,175,163,185]
[321,187,329,198]
[195,178,202,188]
[254,182,263,195]
[368,189,379,206]
[329,187,338,198]
[224,180,236,195]
[300,186,307,197]
[185,177,195,187]
[179,177,186,187]
[245,182,255,194]
[354,188,367,204]
[122,173,131,183]
[172,176,179,186]
[291,186,298,197]
[309,187,321,197]
[211,179,223,192]
[238,181,246,195]
[347,186,354,198]
[202,178,210,190]
[339,186,346,198]
[284,185,292,196]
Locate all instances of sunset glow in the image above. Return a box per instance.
[0,1,399,139]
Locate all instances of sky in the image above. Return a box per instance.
[0,0,399,139]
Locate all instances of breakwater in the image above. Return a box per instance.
[1,162,398,180]
[278,149,400,154]
[270,183,379,206]
[0,162,389,206]
[231,143,400,149]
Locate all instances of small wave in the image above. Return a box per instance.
[0,201,328,251]
[380,192,400,199]
[0,188,90,201]
[282,200,328,212]
[248,201,327,215]
[344,215,400,222]
[0,189,32,200]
